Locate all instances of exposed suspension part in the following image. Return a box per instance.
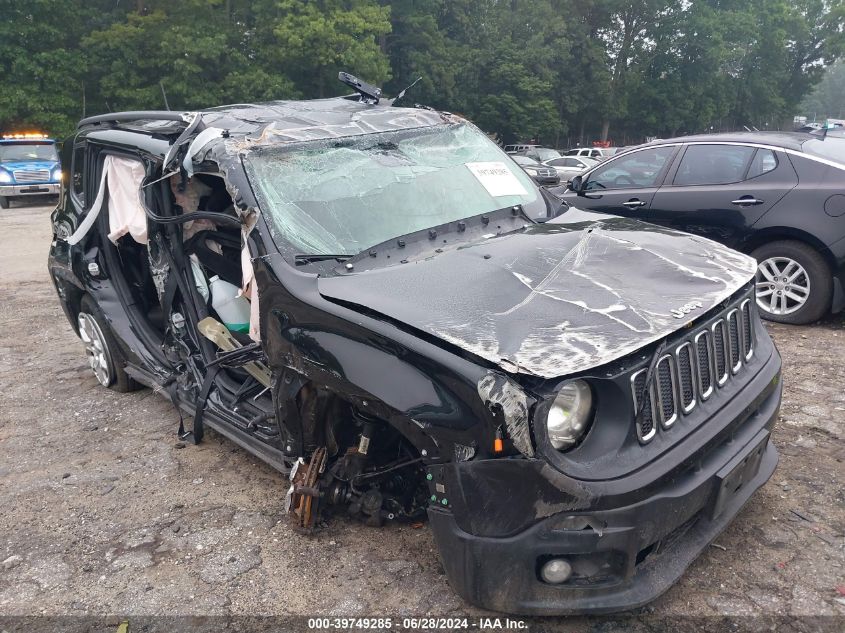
[286,446,328,533]
[282,406,428,530]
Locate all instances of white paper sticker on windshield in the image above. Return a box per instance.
[466,161,528,197]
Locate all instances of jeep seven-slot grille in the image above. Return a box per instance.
[630,294,756,444]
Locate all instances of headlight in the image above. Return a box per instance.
[547,380,593,450]
[0,170,12,184]
[51,167,62,182]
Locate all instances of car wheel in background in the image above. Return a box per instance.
[751,240,832,324]
[0,196,9,209]
[77,295,141,392]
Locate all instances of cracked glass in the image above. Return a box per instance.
[244,123,542,257]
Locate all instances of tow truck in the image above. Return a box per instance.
[0,133,61,209]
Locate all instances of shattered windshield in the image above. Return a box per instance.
[244,123,542,257]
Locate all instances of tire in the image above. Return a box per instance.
[0,196,9,209]
[751,240,832,325]
[77,295,142,392]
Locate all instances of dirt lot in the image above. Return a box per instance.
[0,205,843,631]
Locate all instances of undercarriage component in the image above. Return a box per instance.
[281,411,429,531]
[286,446,328,533]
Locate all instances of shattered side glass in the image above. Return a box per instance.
[244,123,541,257]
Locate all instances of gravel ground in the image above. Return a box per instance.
[0,205,843,631]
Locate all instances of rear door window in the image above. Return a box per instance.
[673,144,756,186]
[746,149,778,179]
[70,143,87,209]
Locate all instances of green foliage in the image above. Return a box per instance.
[269,0,392,97]
[0,0,843,144]
[801,59,845,118]
[0,0,105,133]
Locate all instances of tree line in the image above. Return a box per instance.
[801,58,845,120]
[2,0,844,147]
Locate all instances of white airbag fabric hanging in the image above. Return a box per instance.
[105,157,147,244]
[66,155,148,246]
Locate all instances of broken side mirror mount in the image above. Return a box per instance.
[338,71,382,105]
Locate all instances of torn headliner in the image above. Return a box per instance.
[186,99,453,169]
[82,98,453,199]
[317,210,758,380]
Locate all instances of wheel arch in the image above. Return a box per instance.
[739,227,836,271]
[52,276,86,336]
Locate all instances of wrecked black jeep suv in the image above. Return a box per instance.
[48,75,781,614]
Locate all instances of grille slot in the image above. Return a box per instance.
[727,309,742,374]
[630,289,755,444]
[740,299,753,360]
[631,370,657,443]
[655,356,678,428]
[695,331,713,400]
[12,169,50,183]
[712,319,729,386]
[676,342,696,413]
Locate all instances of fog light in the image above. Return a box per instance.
[540,558,572,584]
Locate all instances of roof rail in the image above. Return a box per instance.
[77,111,191,129]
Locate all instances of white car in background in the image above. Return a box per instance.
[564,147,619,161]
[542,155,598,181]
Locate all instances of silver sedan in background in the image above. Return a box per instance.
[542,155,599,182]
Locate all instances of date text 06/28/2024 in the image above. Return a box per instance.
[307,617,529,630]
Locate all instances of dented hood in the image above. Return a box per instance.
[317,210,757,379]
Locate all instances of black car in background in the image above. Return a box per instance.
[556,132,845,324]
[511,154,561,185]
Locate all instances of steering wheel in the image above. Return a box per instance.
[613,175,635,186]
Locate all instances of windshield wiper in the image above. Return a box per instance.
[294,253,353,266]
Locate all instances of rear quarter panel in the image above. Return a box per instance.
[749,154,845,261]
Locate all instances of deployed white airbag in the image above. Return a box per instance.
[67,155,147,246]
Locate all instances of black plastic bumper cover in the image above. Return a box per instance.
[428,355,781,615]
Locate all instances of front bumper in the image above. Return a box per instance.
[0,183,60,197]
[427,343,781,615]
[529,175,561,186]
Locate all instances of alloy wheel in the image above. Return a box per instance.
[755,257,810,316]
[77,312,113,386]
